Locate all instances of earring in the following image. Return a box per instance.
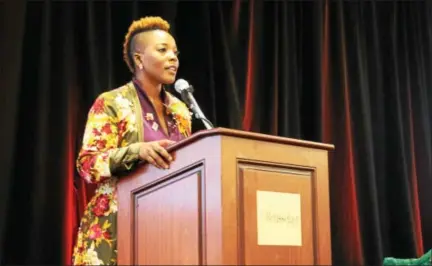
[139,64,143,70]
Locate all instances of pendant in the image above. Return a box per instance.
[145,113,154,121]
[152,122,159,131]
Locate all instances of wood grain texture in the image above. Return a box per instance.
[118,128,333,265]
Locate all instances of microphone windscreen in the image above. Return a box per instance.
[174,79,189,93]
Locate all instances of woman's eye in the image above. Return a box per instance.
[158,48,167,53]
[174,51,180,56]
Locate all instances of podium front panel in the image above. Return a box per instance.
[221,135,332,265]
[238,163,314,265]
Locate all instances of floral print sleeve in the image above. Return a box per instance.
[77,93,141,184]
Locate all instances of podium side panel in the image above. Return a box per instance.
[117,136,223,265]
[132,164,205,265]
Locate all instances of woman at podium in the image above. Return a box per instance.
[71,16,192,265]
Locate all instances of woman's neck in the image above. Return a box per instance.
[134,72,162,100]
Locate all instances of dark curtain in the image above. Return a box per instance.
[1,0,431,265]
[327,1,432,264]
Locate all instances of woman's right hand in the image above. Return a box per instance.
[138,139,176,169]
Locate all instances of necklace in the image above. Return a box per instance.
[148,97,163,107]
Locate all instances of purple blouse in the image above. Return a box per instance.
[133,80,186,143]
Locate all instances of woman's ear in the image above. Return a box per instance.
[133,53,143,70]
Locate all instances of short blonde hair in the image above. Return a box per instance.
[123,16,171,73]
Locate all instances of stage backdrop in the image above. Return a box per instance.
[1,0,431,265]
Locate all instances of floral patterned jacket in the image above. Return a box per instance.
[77,81,191,182]
[72,81,192,265]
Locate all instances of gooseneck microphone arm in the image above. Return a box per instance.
[180,86,214,130]
[174,79,215,130]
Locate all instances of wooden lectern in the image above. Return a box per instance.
[117,128,334,265]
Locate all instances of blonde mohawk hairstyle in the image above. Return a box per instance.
[123,16,171,73]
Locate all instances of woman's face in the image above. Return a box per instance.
[134,30,179,85]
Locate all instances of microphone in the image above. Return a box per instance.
[174,79,214,130]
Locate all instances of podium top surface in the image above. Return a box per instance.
[168,127,334,152]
